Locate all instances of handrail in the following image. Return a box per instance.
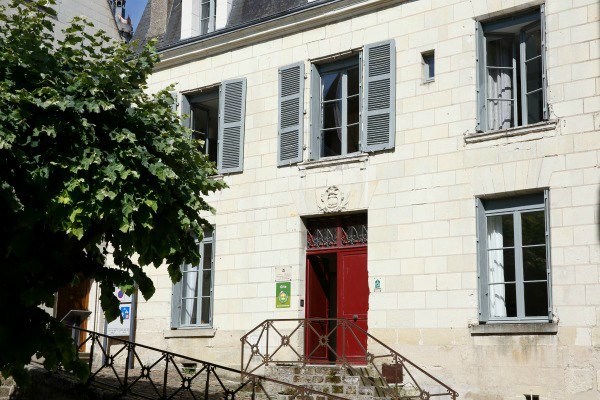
[240,318,459,400]
[66,325,348,399]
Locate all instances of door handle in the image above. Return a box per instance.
[353,315,358,322]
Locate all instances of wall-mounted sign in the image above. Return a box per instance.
[276,282,291,308]
[274,266,292,282]
[106,287,134,336]
[372,277,383,293]
[107,305,131,336]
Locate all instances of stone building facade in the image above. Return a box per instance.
[94,0,600,399]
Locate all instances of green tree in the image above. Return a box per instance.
[0,0,225,384]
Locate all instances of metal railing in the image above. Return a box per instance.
[66,325,347,400]
[241,318,458,400]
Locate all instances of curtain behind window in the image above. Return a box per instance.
[487,216,507,317]
[486,37,514,130]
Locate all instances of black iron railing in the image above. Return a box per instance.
[67,325,347,399]
[241,318,459,400]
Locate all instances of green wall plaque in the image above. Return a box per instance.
[276,282,291,308]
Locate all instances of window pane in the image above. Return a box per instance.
[182,261,199,272]
[486,37,513,67]
[182,270,199,298]
[192,107,209,154]
[489,283,517,318]
[203,243,212,270]
[347,67,359,96]
[523,246,547,281]
[524,281,548,317]
[347,125,359,154]
[521,211,545,245]
[524,28,541,60]
[321,129,342,157]
[486,37,515,130]
[526,91,544,124]
[201,2,210,19]
[487,214,514,248]
[202,270,212,295]
[423,54,434,80]
[181,298,198,325]
[200,18,209,35]
[526,57,543,92]
[347,96,360,125]
[322,72,342,101]
[487,248,515,283]
[200,298,211,325]
[322,100,342,129]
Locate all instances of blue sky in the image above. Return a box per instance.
[126,0,148,30]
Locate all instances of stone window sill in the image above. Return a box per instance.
[164,328,216,338]
[464,120,558,144]
[470,322,558,336]
[298,153,369,170]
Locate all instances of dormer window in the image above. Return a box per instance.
[180,0,217,39]
[199,0,216,35]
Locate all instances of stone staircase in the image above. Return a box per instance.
[265,364,420,399]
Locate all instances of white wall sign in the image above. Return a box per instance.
[106,287,133,336]
[106,305,131,336]
[372,277,384,292]
[274,266,292,282]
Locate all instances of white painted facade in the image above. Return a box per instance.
[94,0,600,398]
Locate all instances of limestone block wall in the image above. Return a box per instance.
[95,0,600,398]
[53,0,122,41]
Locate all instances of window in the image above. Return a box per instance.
[188,90,219,164]
[476,7,547,132]
[305,40,395,162]
[199,0,216,35]
[422,51,435,82]
[313,57,361,158]
[181,78,247,174]
[476,191,551,322]
[171,230,215,328]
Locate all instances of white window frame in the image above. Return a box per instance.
[199,0,216,35]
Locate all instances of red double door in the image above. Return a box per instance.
[305,247,368,364]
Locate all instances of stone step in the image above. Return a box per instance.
[264,364,411,399]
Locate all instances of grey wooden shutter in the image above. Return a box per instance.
[475,198,489,322]
[218,78,246,174]
[181,94,191,130]
[170,91,178,113]
[278,62,304,166]
[475,21,487,132]
[540,4,548,121]
[170,277,182,328]
[362,39,396,152]
[309,64,321,161]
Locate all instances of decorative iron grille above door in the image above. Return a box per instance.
[306,213,367,250]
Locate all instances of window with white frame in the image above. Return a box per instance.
[476,7,547,132]
[171,230,215,328]
[199,0,216,35]
[476,191,551,322]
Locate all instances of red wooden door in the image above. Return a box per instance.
[305,256,331,363]
[338,249,368,364]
